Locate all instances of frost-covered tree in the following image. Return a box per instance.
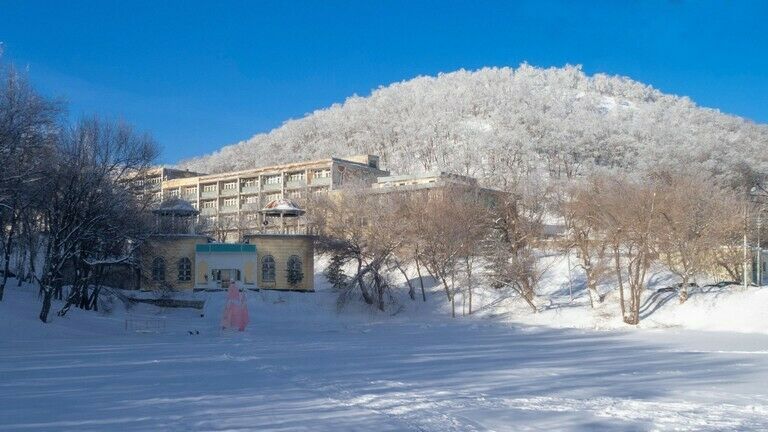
[180,65,768,191]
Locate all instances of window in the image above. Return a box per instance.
[185,186,197,195]
[243,195,259,204]
[168,189,180,197]
[202,200,216,209]
[223,198,237,207]
[286,255,303,286]
[287,172,305,182]
[202,184,217,192]
[177,258,192,282]
[264,175,281,185]
[262,255,276,282]
[264,192,281,202]
[151,257,165,281]
[242,179,256,188]
[313,168,331,179]
[223,182,237,190]
[288,191,303,199]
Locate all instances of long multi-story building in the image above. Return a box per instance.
[153,155,387,241]
[129,167,203,203]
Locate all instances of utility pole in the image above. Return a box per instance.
[748,184,768,289]
[566,247,574,302]
[758,209,762,287]
[744,192,749,290]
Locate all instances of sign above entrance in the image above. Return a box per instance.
[196,244,256,253]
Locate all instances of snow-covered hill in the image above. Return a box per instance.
[179,65,768,187]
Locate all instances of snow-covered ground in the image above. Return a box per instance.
[480,253,768,335]
[2,256,768,431]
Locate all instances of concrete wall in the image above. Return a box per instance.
[247,235,314,291]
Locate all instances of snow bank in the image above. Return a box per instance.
[468,253,768,335]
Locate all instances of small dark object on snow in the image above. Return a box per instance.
[657,282,698,293]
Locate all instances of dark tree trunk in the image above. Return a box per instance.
[394,260,415,301]
[39,289,53,323]
[89,285,102,312]
[0,226,15,302]
[415,257,426,302]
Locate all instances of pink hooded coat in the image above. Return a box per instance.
[221,282,249,331]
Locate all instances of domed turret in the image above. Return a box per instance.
[259,198,305,233]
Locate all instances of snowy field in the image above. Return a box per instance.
[2,259,768,431]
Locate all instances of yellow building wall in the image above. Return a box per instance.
[139,236,210,291]
[248,235,314,291]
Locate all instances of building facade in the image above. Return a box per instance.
[246,234,315,291]
[138,236,314,292]
[158,155,387,241]
[129,167,203,203]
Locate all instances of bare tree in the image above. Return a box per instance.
[35,117,158,322]
[312,189,407,311]
[601,177,660,325]
[0,63,61,301]
[561,177,612,307]
[485,183,548,313]
[654,171,739,302]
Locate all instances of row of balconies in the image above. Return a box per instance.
[199,202,274,216]
[174,178,330,201]
[192,176,331,198]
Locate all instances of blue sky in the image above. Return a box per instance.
[1,0,766,164]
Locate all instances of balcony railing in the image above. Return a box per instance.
[219,205,238,213]
[200,207,217,216]
[220,188,238,197]
[241,186,259,194]
[201,190,218,199]
[261,183,282,192]
[310,176,331,186]
[286,180,307,189]
[241,202,261,211]
[182,194,198,201]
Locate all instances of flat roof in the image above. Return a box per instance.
[376,171,476,183]
[161,155,388,185]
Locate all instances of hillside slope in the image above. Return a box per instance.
[179,64,768,187]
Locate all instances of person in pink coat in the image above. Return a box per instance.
[221,281,249,331]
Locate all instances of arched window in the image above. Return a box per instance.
[151,257,165,281]
[286,255,303,286]
[177,257,192,281]
[262,255,275,282]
